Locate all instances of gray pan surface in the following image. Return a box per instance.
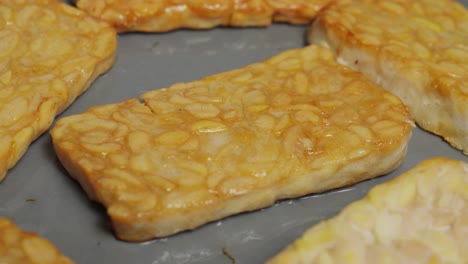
[1,1,467,263]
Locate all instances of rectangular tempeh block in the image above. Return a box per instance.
[0,217,73,264]
[309,0,468,155]
[51,45,413,241]
[268,158,468,263]
[0,0,117,181]
[74,0,332,32]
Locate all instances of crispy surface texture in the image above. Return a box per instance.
[0,217,73,264]
[51,45,413,241]
[74,0,332,32]
[0,0,117,181]
[268,158,468,263]
[308,0,468,155]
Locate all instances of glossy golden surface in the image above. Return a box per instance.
[0,0,117,181]
[309,0,468,154]
[74,0,332,32]
[0,217,73,264]
[51,45,413,241]
[269,158,468,263]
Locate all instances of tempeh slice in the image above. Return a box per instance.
[268,157,468,263]
[0,217,73,264]
[0,0,117,181]
[74,0,332,32]
[308,0,468,155]
[51,45,413,241]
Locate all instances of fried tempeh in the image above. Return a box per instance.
[74,0,332,32]
[308,0,468,154]
[268,158,468,263]
[0,217,73,264]
[51,45,413,241]
[0,0,117,181]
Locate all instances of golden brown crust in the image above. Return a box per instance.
[0,0,117,181]
[74,0,332,32]
[51,45,413,241]
[308,0,468,155]
[268,158,468,263]
[0,217,74,264]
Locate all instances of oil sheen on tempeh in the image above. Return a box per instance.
[0,0,116,180]
[51,46,413,241]
[74,0,332,32]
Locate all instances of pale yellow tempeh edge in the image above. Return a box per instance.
[308,0,468,155]
[268,157,468,263]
